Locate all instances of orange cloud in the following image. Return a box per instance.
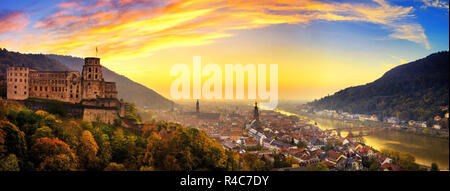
[0,11,29,33]
[4,0,431,57]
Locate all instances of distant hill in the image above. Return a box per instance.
[0,48,68,72]
[308,51,449,121]
[0,48,173,110]
[46,54,173,110]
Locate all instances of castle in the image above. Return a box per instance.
[5,57,125,123]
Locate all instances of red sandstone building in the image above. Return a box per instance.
[6,57,125,123]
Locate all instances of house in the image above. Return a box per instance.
[244,138,258,147]
[381,163,400,171]
[434,115,442,121]
[433,124,441,130]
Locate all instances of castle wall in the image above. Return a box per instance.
[29,71,81,103]
[19,100,84,118]
[83,107,120,124]
[6,66,30,100]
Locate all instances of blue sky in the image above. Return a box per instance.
[0,0,448,99]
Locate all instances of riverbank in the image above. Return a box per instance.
[272,108,449,170]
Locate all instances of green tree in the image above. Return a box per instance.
[0,120,27,168]
[32,126,54,143]
[0,154,20,171]
[431,162,439,171]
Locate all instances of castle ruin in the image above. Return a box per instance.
[6,57,125,123]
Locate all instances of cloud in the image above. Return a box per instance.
[3,0,432,58]
[0,10,29,34]
[420,0,449,9]
[388,23,430,49]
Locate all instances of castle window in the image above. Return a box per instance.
[14,85,17,89]
[88,74,91,79]
[24,79,26,83]
[19,79,22,82]
[34,86,37,91]
[95,68,98,73]
[14,91,16,94]
[14,79,17,82]
[25,73,27,77]
[95,74,97,79]
[40,86,42,91]
[24,91,26,95]
[70,94,73,98]
[76,94,78,98]
[45,87,47,91]
[89,67,91,72]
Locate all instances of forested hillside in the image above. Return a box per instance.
[309,51,449,121]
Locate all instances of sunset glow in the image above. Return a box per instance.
[1,0,448,100]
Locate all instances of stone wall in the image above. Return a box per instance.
[18,100,84,119]
[83,107,120,124]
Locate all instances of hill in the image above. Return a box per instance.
[0,48,173,110]
[0,101,268,171]
[308,51,449,121]
[0,48,68,72]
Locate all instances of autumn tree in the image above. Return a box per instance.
[78,130,100,170]
[31,137,78,171]
[32,126,54,143]
[104,162,126,171]
[0,120,27,169]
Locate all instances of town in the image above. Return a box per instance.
[148,100,437,171]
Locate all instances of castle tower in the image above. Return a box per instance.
[196,99,199,113]
[82,57,102,81]
[253,101,259,121]
[6,66,30,100]
[81,57,104,99]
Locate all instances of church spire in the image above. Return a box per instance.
[196,99,200,113]
[253,101,259,121]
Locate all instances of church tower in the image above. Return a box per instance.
[196,99,200,113]
[253,101,259,121]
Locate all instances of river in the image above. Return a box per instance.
[273,109,449,169]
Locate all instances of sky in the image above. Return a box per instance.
[0,0,449,101]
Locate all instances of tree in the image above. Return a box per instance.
[0,154,20,171]
[78,130,100,170]
[431,162,439,171]
[111,128,128,163]
[32,126,54,143]
[369,162,379,171]
[31,137,78,171]
[0,120,27,168]
[306,162,329,171]
[104,162,126,171]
